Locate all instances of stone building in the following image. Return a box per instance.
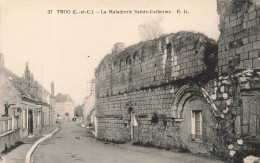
[83,93,95,125]
[0,54,56,152]
[55,93,75,120]
[83,79,95,126]
[95,0,260,160]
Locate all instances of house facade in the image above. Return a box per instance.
[0,54,56,152]
[55,93,75,120]
[83,92,95,126]
[95,0,260,160]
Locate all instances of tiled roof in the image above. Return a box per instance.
[0,67,51,106]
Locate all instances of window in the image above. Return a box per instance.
[114,61,118,68]
[133,51,139,61]
[167,43,172,58]
[119,58,124,68]
[126,56,131,68]
[191,110,202,141]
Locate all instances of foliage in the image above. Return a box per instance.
[112,42,125,53]
[138,16,164,41]
[74,105,83,117]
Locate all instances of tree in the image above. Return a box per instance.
[138,16,164,41]
[112,42,125,53]
[74,105,83,117]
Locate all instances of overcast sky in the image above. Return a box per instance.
[0,0,220,105]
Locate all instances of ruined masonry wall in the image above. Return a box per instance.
[95,32,218,150]
[95,1,260,159]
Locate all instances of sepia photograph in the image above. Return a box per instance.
[0,0,260,162]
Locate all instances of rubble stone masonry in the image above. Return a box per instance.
[95,0,260,160]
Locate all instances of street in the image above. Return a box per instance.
[32,122,223,163]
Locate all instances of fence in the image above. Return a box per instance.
[0,116,19,134]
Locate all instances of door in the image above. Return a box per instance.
[28,110,33,135]
[130,111,138,142]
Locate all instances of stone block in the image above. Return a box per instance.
[241,52,249,60]
[244,43,253,52]
[253,41,260,50]
[230,20,237,28]
[249,50,259,59]
[253,58,260,68]
[243,37,249,44]
[244,59,253,69]
[249,35,257,43]
[249,11,257,21]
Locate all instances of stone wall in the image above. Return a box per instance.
[213,0,260,160]
[95,32,219,152]
[0,130,20,153]
[95,0,260,160]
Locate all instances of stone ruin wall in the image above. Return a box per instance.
[95,32,218,150]
[213,0,260,159]
[95,0,260,160]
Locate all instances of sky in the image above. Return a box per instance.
[0,0,220,105]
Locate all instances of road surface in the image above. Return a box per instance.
[32,122,223,163]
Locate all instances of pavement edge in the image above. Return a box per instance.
[25,128,60,163]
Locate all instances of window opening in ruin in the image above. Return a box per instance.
[109,64,112,72]
[164,120,167,127]
[151,113,158,124]
[133,51,139,61]
[165,43,172,79]
[103,66,106,73]
[141,49,146,62]
[191,110,202,141]
[167,43,172,58]
[120,58,124,69]
[114,61,118,67]
[126,56,131,65]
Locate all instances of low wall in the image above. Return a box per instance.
[0,129,20,153]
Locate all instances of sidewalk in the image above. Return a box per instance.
[0,125,59,163]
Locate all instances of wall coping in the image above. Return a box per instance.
[0,129,19,138]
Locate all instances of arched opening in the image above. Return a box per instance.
[126,55,131,65]
[165,43,172,80]
[119,58,124,69]
[172,84,215,153]
[133,51,139,60]
[114,61,118,68]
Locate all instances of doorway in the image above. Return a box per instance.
[130,111,138,141]
[28,109,33,135]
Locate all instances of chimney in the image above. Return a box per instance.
[0,53,4,67]
[25,62,30,81]
[51,82,54,97]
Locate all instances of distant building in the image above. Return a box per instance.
[0,54,55,152]
[55,93,75,120]
[82,92,95,125]
[83,79,95,126]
